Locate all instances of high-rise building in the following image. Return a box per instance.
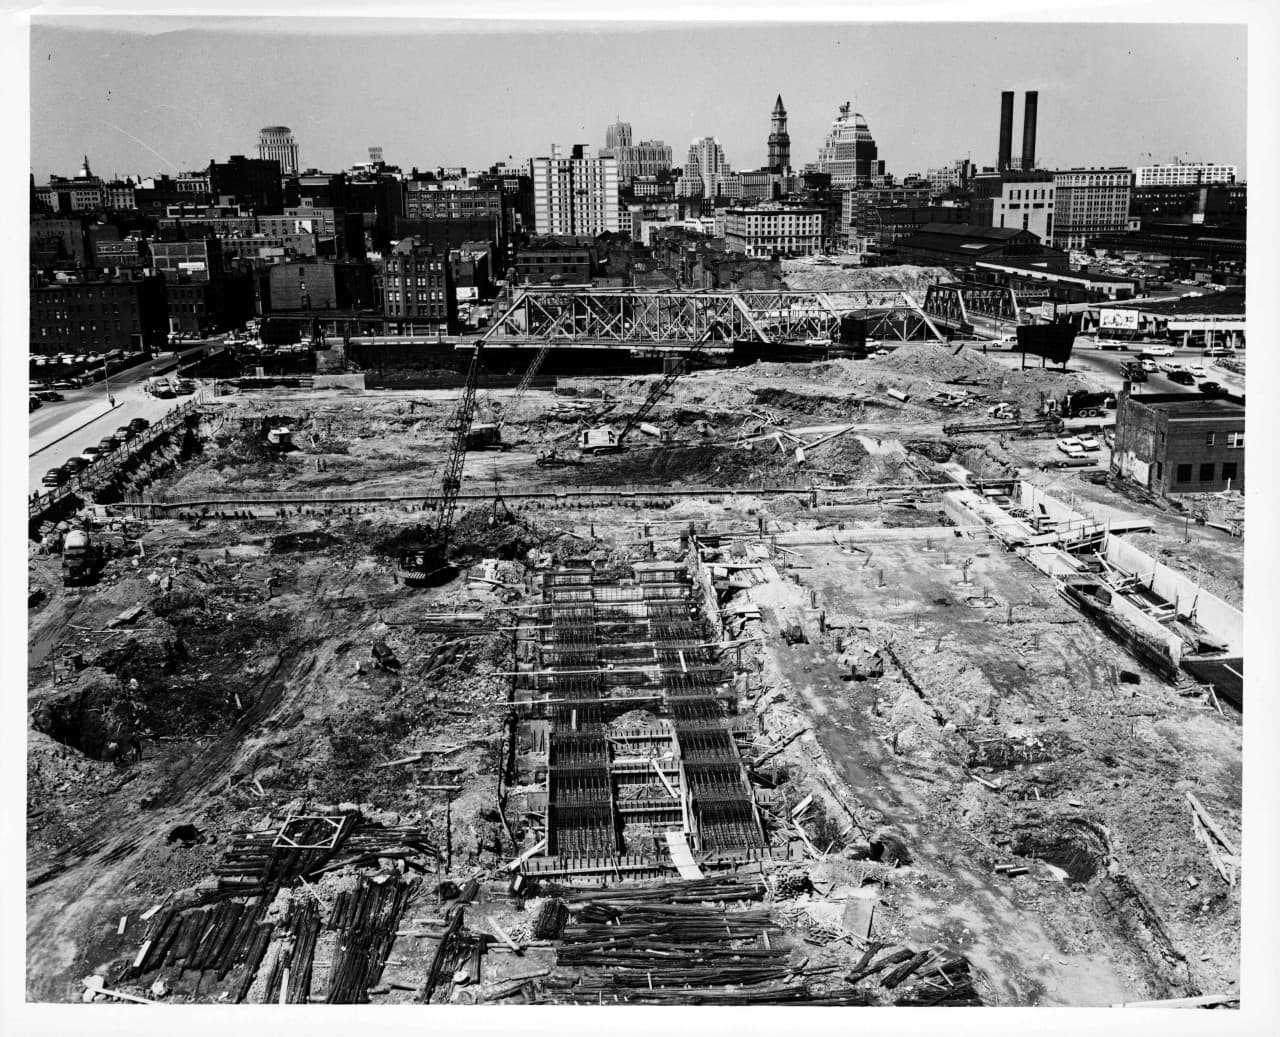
[814,104,884,189]
[257,126,299,176]
[684,137,731,198]
[605,119,632,150]
[603,121,673,186]
[1133,163,1238,187]
[1051,167,1131,250]
[529,145,620,236]
[768,94,791,171]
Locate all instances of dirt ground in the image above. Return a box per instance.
[26,346,1243,1007]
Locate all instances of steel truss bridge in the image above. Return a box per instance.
[479,287,945,347]
[921,282,1026,337]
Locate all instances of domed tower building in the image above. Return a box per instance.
[815,103,885,188]
[257,126,299,176]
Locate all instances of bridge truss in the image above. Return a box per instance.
[922,282,1022,334]
[480,288,945,346]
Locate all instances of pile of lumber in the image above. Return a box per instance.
[324,873,421,1003]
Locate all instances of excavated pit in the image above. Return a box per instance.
[1010,816,1112,884]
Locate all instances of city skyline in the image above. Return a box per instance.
[30,17,1247,182]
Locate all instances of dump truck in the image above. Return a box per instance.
[61,527,101,587]
[1045,390,1115,419]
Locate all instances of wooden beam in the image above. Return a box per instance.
[1185,792,1239,856]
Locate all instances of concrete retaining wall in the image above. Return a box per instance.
[1102,535,1242,655]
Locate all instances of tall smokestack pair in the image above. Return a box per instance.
[998,90,1038,171]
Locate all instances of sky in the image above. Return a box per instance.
[28,16,1248,183]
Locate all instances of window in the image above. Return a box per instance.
[1200,463,1215,482]
[1155,461,1163,481]
[1175,464,1192,483]
[1227,431,1244,448]
[1222,462,1238,483]
[1205,432,1215,446]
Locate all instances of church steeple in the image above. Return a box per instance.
[768,95,790,172]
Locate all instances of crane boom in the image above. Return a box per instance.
[497,341,552,430]
[616,322,721,444]
[433,343,485,544]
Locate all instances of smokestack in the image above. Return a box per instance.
[998,91,1015,171]
[1021,91,1039,171]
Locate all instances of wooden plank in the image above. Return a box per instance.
[487,918,523,954]
[1185,792,1239,856]
[505,838,547,872]
[664,831,704,879]
[650,758,680,801]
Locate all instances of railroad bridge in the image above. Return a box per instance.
[479,287,946,348]
[921,281,1026,338]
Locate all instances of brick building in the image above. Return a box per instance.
[514,236,596,284]
[1111,391,1245,495]
[30,272,168,355]
[207,156,284,212]
[383,237,456,331]
[723,203,824,258]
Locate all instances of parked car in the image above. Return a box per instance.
[37,390,64,402]
[29,394,41,412]
[1075,434,1101,452]
[98,435,122,454]
[129,417,151,432]
[116,425,137,441]
[52,379,79,391]
[61,456,88,474]
[1160,361,1183,374]
[80,445,103,464]
[1056,438,1085,457]
[1167,370,1196,385]
[42,467,68,488]
[1146,344,1175,356]
[1198,381,1229,397]
[1139,359,1158,372]
[1188,364,1207,378]
[173,378,196,395]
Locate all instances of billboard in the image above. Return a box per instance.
[1099,309,1139,330]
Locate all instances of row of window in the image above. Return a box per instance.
[38,320,137,335]
[386,291,446,303]
[1170,461,1239,483]
[1206,431,1244,447]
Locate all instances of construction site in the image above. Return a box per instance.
[25,291,1245,1010]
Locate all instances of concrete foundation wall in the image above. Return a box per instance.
[1102,534,1242,654]
[312,373,367,390]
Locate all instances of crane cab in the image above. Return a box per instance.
[577,425,621,453]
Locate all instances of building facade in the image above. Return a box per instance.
[969,172,1055,242]
[29,272,168,355]
[150,238,224,282]
[1133,163,1237,187]
[1051,168,1132,250]
[257,126,300,177]
[1111,392,1245,495]
[814,104,885,189]
[36,157,105,213]
[723,203,824,258]
[841,186,933,248]
[529,145,620,236]
[684,138,731,199]
[383,237,456,330]
[207,156,284,212]
[515,236,595,284]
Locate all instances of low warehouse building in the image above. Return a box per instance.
[1111,390,1245,495]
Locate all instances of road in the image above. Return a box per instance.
[28,343,214,495]
[983,341,1245,398]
